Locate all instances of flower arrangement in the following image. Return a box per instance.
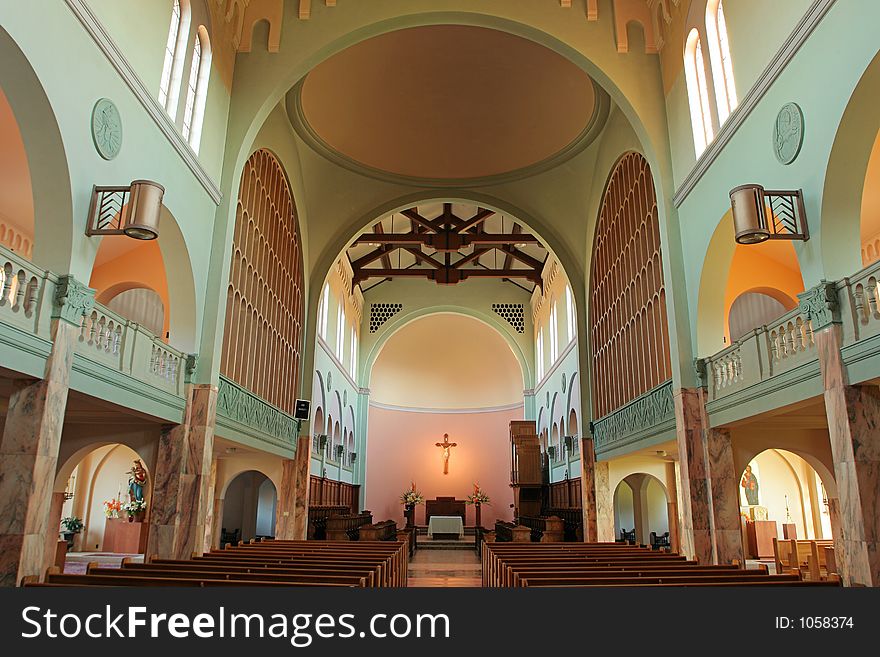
[103,498,122,518]
[466,483,491,506]
[60,516,84,534]
[400,482,424,506]
[123,499,148,517]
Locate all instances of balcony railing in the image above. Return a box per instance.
[0,243,187,399]
[839,258,880,347]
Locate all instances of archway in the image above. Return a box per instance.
[697,211,805,355]
[220,470,278,544]
[53,443,151,556]
[613,473,669,546]
[738,449,834,542]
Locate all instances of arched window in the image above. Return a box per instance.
[549,301,559,362]
[684,29,714,156]
[182,26,211,153]
[319,284,330,340]
[590,152,672,419]
[349,326,358,379]
[536,330,545,382]
[336,305,346,361]
[158,0,190,117]
[565,285,576,343]
[706,0,737,124]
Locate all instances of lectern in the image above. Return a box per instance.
[509,420,542,517]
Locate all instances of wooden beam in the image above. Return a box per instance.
[350,245,393,270]
[502,224,522,269]
[403,247,443,269]
[452,248,491,269]
[498,244,544,271]
[456,208,494,233]
[373,223,393,271]
[355,233,539,246]
[401,208,442,233]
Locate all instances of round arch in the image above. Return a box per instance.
[0,25,73,273]
[613,472,669,545]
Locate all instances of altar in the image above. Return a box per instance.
[427,515,465,539]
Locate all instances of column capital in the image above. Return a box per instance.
[797,281,840,331]
[52,275,95,327]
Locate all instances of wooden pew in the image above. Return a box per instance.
[516,516,565,542]
[325,511,373,540]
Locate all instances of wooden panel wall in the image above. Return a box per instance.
[309,476,360,514]
[548,477,582,509]
[589,152,671,419]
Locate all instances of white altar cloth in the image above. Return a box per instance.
[427,515,465,538]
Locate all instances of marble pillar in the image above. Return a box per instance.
[291,434,311,540]
[579,437,599,541]
[706,428,744,564]
[673,387,712,563]
[0,276,92,586]
[665,461,680,553]
[275,458,297,539]
[147,384,217,559]
[594,460,615,541]
[202,459,218,550]
[814,325,880,586]
[43,492,66,572]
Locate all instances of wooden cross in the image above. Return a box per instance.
[435,433,457,475]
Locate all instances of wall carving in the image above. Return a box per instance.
[590,152,671,419]
[592,379,674,452]
[217,375,299,445]
[221,149,304,414]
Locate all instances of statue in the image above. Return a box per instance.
[128,459,147,502]
[740,464,759,506]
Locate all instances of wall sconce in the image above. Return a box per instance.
[730,184,809,245]
[86,180,164,240]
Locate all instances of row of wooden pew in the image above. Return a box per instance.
[773,538,837,582]
[22,539,409,588]
[482,542,842,587]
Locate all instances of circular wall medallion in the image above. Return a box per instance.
[326,372,332,390]
[561,373,567,393]
[91,98,123,160]
[343,390,348,406]
[773,102,804,165]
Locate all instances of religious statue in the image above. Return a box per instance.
[741,464,759,506]
[128,459,147,503]
[435,434,457,475]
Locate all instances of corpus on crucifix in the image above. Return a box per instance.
[435,433,457,475]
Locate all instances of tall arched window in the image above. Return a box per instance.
[349,326,358,379]
[335,305,346,361]
[158,0,190,117]
[536,330,545,382]
[706,0,737,124]
[182,26,211,153]
[319,284,330,339]
[590,152,672,419]
[221,150,304,413]
[684,29,714,156]
[549,301,559,362]
[565,285,576,343]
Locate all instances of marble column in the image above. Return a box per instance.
[274,458,297,539]
[673,387,712,563]
[665,461,681,553]
[0,275,92,586]
[147,384,217,559]
[798,282,880,586]
[291,434,312,540]
[579,436,599,541]
[43,492,66,572]
[594,460,615,541]
[202,459,218,550]
[706,428,744,564]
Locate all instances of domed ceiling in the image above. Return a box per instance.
[289,25,605,182]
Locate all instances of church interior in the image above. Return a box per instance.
[1,0,878,590]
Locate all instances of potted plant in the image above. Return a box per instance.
[122,499,148,522]
[400,483,424,528]
[60,516,83,549]
[103,498,122,519]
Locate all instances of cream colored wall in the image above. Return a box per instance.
[370,313,523,409]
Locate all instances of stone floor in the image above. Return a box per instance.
[408,547,482,587]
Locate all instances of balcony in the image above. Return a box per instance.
[591,379,675,457]
[0,243,188,420]
[215,375,299,457]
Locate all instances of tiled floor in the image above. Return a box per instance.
[408,548,482,587]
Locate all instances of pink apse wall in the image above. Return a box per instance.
[364,405,520,527]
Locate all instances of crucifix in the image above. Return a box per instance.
[435,433,457,475]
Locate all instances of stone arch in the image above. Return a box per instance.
[820,48,880,279]
[0,25,73,273]
[613,472,669,545]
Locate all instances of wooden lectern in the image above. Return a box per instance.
[509,420,542,518]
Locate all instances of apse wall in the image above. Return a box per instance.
[365,314,522,527]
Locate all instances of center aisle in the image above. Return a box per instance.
[407,548,482,587]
